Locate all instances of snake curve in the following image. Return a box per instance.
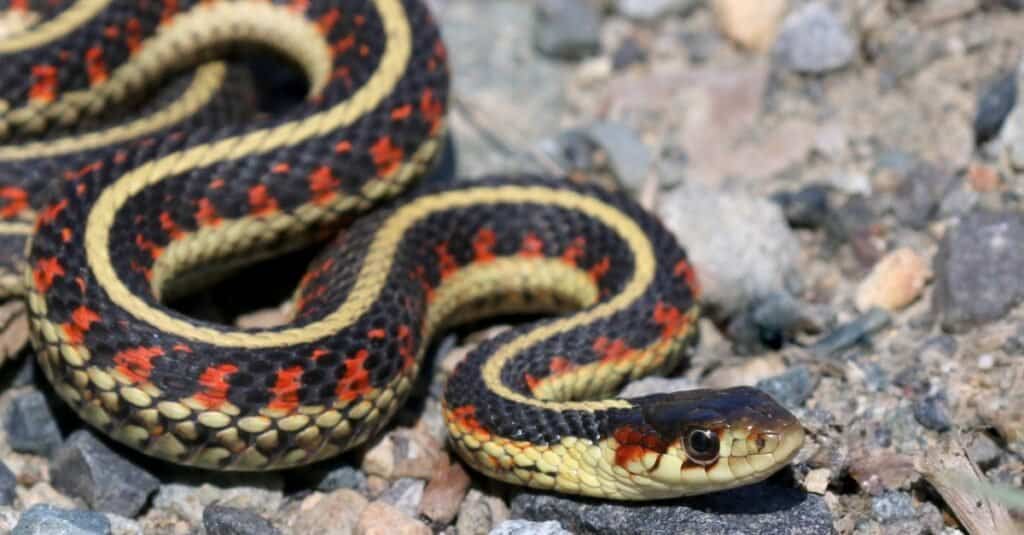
[0,0,804,500]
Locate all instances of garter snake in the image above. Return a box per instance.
[0,0,804,500]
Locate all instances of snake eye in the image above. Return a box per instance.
[684,428,719,465]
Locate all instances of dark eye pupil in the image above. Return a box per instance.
[690,430,711,452]
[684,429,720,464]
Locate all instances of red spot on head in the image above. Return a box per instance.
[472,228,496,262]
[195,363,238,409]
[268,366,304,412]
[113,346,164,384]
[248,184,279,216]
[370,137,404,178]
[0,187,29,219]
[673,259,701,298]
[519,233,544,258]
[85,46,108,85]
[309,166,340,206]
[29,65,58,103]
[612,425,668,469]
[61,306,100,344]
[419,89,443,135]
[33,257,65,293]
[195,198,221,227]
[335,349,371,402]
[434,242,458,279]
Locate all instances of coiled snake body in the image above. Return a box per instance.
[0,0,803,500]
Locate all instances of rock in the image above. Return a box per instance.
[974,71,1017,145]
[848,454,918,495]
[855,248,931,312]
[964,432,1002,469]
[811,308,891,358]
[13,504,111,535]
[356,501,431,535]
[49,431,159,517]
[771,184,832,229]
[490,520,572,535]
[1006,0,1024,10]
[913,394,953,432]
[510,479,834,534]
[868,20,946,87]
[203,506,281,535]
[659,185,802,319]
[803,468,831,495]
[726,293,830,354]
[965,162,1002,193]
[152,477,283,526]
[611,38,647,71]
[378,478,425,518]
[872,491,917,523]
[618,376,697,398]
[533,0,601,61]
[616,0,700,21]
[756,366,817,411]
[17,482,78,510]
[456,490,509,535]
[103,514,141,535]
[932,211,1024,331]
[704,355,788,389]
[537,122,651,192]
[0,460,15,506]
[892,161,958,230]
[313,465,369,493]
[288,489,367,535]
[710,0,788,52]
[419,458,471,525]
[3,389,63,456]
[362,428,444,481]
[774,2,856,74]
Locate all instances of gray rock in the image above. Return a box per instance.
[871,491,916,523]
[49,430,160,517]
[537,122,651,192]
[0,461,15,506]
[611,38,648,71]
[756,366,817,411]
[811,308,891,358]
[1006,0,1024,10]
[203,505,282,535]
[774,3,856,74]
[892,161,958,230]
[659,184,802,320]
[510,480,834,535]
[379,478,425,518]
[616,0,701,21]
[1001,58,1024,170]
[314,465,368,493]
[964,432,1002,469]
[3,389,63,456]
[771,184,832,229]
[727,293,830,354]
[490,519,572,535]
[533,0,601,61]
[932,211,1024,331]
[13,505,111,535]
[913,394,952,432]
[974,71,1017,145]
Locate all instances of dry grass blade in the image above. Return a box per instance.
[0,299,29,364]
[915,431,1022,535]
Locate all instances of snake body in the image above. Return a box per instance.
[0,0,803,500]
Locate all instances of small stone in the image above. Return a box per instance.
[704,355,788,389]
[804,468,831,495]
[203,506,281,535]
[756,366,817,411]
[103,514,141,535]
[13,504,111,535]
[727,293,830,354]
[892,161,958,230]
[975,71,1017,144]
[456,490,508,535]
[710,0,788,52]
[0,461,15,506]
[616,0,700,21]
[511,480,834,534]
[3,389,63,456]
[419,458,471,525]
[977,353,996,370]
[356,501,430,535]
[774,2,856,74]
[618,376,697,398]
[379,478,425,518]
[362,428,443,481]
[533,0,601,61]
[965,162,1002,192]
[153,478,283,526]
[314,465,368,493]
[811,308,891,358]
[538,122,651,192]
[49,430,160,517]
[848,454,918,495]
[855,248,931,312]
[1005,0,1024,10]
[932,211,1024,331]
[490,520,572,535]
[289,489,367,535]
[964,432,1002,469]
[771,184,832,229]
[914,394,953,432]
[611,37,647,71]
[659,184,802,320]
[871,491,917,523]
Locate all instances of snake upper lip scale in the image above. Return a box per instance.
[0,0,804,502]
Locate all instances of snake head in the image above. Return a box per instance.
[618,386,804,496]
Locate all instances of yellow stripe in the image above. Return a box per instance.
[0,222,32,235]
[0,0,112,54]
[0,62,227,161]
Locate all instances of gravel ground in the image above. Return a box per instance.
[2,1,1024,534]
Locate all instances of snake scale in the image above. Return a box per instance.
[0,0,803,500]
